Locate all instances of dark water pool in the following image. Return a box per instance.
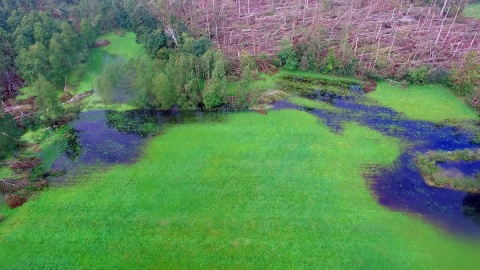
[49,109,225,183]
[273,89,480,237]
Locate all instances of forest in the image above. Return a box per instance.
[1,0,480,269]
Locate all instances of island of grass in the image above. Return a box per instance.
[368,82,479,123]
[416,149,480,193]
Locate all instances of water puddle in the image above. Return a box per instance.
[273,87,480,237]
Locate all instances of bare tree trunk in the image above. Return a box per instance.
[440,0,448,15]
[441,0,462,47]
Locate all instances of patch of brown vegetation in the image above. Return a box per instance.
[32,179,48,190]
[5,194,27,208]
[94,39,111,48]
[8,157,42,173]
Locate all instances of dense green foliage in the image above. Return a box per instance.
[2,110,480,268]
[0,113,24,160]
[407,66,429,85]
[31,75,64,122]
[94,43,226,110]
[449,51,480,96]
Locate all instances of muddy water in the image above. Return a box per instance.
[273,88,480,237]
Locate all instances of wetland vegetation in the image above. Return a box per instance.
[1,0,480,269]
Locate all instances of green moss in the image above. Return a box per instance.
[464,3,480,19]
[1,110,479,269]
[368,82,479,122]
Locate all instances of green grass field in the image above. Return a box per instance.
[1,110,479,269]
[464,3,480,19]
[368,82,479,122]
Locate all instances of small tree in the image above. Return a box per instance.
[31,75,63,123]
[277,39,298,71]
[203,52,226,109]
[323,47,338,74]
[0,113,24,160]
[80,19,97,48]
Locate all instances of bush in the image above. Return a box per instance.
[407,66,429,85]
[427,67,450,84]
[6,194,27,208]
[277,39,298,71]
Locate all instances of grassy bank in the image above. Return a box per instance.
[1,110,479,269]
[226,70,359,95]
[368,82,479,122]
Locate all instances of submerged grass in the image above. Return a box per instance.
[1,110,479,269]
[288,96,341,112]
[368,82,479,122]
[226,70,359,96]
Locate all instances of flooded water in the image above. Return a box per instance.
[273,88,480,237]
[46,83,480,237]
[437,160,480,178]
[49,109,225,183]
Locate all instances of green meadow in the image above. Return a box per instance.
[1,110,480,269]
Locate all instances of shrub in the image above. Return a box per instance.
[427,67,450,84]
[277,39,299,71]
[6,194,27,208]
[407,67,429,85]
[323,47,338,74]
